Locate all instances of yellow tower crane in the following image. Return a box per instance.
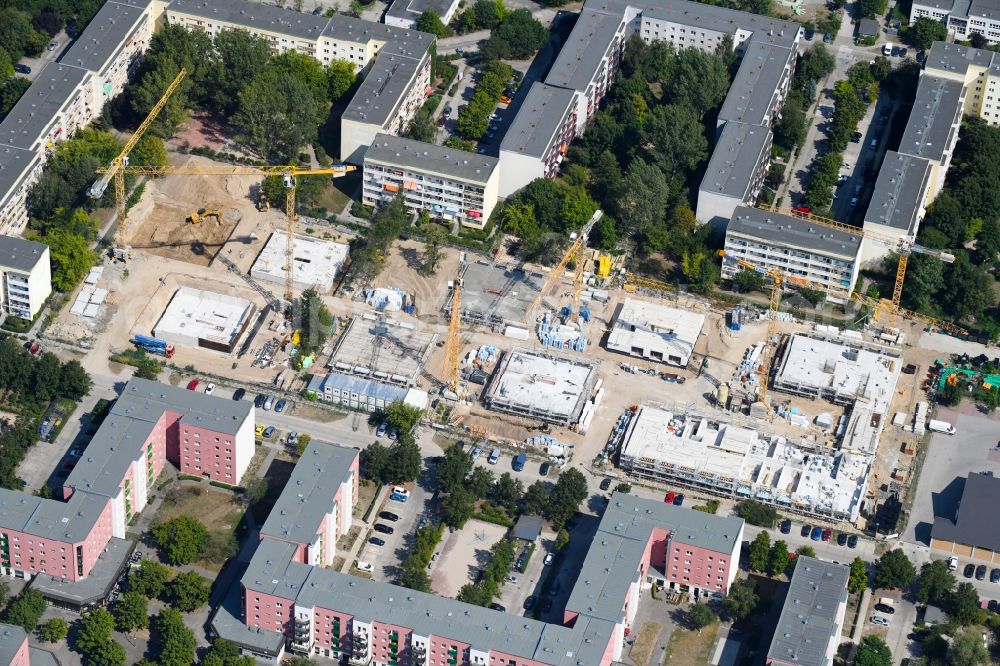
[523,210,603,325]
[100,163,356,304]
[444,275,463,393]
[89,68,188,261]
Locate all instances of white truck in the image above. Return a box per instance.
[928,419,956,435]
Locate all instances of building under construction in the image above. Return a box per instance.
[152,287,255,353]
[443,262,545,327]
[482,348,599,426]
[327,314,436,387]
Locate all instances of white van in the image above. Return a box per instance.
[263,394,274,410]
[882,43,892,56]
[928,419,956,435]
[488,448,501,464]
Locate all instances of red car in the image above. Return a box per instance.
[664,491,676,504]
[821,528,833,542]
[792,205,811,217]
[186,379,200,391]
[438,115,446,127]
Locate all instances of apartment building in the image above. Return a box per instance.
[698,122,773,227]
[363,134,500,227]
[910,0,1000,43]
[861,152,934,263]
[259,442,358,568]
[0,0,159,236]
[0,236,51,319]
[498,82,578,197]
[766,558,849,666]
[0,378,254,585]
[384,0,462,29]
[723,206,862,301]
[166,0,435,163]
[215,490,743,662]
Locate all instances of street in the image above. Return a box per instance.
[16,30,66,82]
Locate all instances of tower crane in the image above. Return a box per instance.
[753,204,965,335]
[443,275,463,394]
[100,162,355,304]
[89,68,188,261]
[523,209,603,325]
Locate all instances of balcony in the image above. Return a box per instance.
[347,654,372,666]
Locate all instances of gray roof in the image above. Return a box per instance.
[545,7,625,93]
[0,489,106,543]
[932,472,1000,551]
[699,121,771,199]
[260,441,357,545]
[307,371,410,401]
[897,74,964,163]
[863,151,933,232]
[858,18,879,37]
[767,557,849,666]
[718,42,790,126]
[365,133,498,184]
[925,40,999,77]
[342,50,428,127]
[965,0,1000,20]
[27,648,60,666]
[59,0,150,73]
[65,377,252,499]
[167,0,329,41]
[623,0,801,49]
[0,236,49,274]
[0,145,40,200]
[912,0,956,12]
[385,0,457,25]
[0,63,88,151]
[211,570,288,656]
[728,206,862,261]
[512,514,544,541]
[0,624,26,664]
[499,82,576,159]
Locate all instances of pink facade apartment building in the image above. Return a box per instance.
[217,489,743,664]
[0,378,253,582]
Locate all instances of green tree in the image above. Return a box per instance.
[421,226,446,276]
[735,501,778,528]
[327,60,357,100]
[154,608,198,666]
[361,442,390,481]
[151,515,210,565]
[908,17,948,49]
[468,466,495,499]
[481,9,548,60]
[416,10,451,37]
[436,446,473,495]
[522,480,549,515]
[916,559,955,605]
[747,531,771,573]
[462,0,509,30]
[2,588,46,633]
[236,69,321,162]
[87,640,126,666]
[385,439,422,484]
[644,103,708,174]
[212,28,272,114]
[688,603,717,629]
[616,158,671,242]
[111,591,148,632]
[942,253,995,321]
[855,635,892,666]
[949,626,990,665]
[129,559,172,598]
[166,571,211,612]
[76,608,116,653]
[441,489,475,528]
[267,50,330,103]
[768,540,790,575]
[492,473,523,513]
[244,477,268,504]
[0,77,31,119]
[590,214,619,251]
[547,468,588,528]
[399,557,431,592]
[202,638,256,666]
[873,549,915,590]
[59,360,92,400]
[295,288,333,353]
[734,269,766,293]
[848,556,869,594]
[947,582,981,625]
[38,617,68,642]
[43,228,97,292]
[131,135,169,169]
[795,545,816,558]
[555,528,570,551]
[669,48,731,117]
[723,577,758,620]
[560,185,598,231]
[384,400,423,434]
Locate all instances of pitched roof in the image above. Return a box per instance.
[931,472,1000,551]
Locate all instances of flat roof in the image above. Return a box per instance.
[897,74,964,163]
[607,299,706,361]
[342,50,426,126]
[250,230,349,292]
[260,441,357,545]
[0,63,88,151]
[452,262,544,324]
[365,133,498,184]
[328,315,436,384]
[966,0,1000,20]
[167,0,328,40]
[544,7,624,93]
[863,152,933,233]
[619,406,871,520]
[211,570,287,656]
[718,42,789,126]
[153,286,254,348]
[932,472,1000,551]
[0,146,40,200]
[385,0,456,24]
[483,349,598,423]
[858,17,879,36]
[700,121,771,199]
[65,378,252,499]
[31,537,134,607]
[924,40,995,77]
[0,235,49,274]
[773,334,902,415]
[767,557,849,666]
[631,0,800,48]
[727,206,862,261]
[0,624,25,664]
[60,0,150,73]
[0,487,107,543]
[499,82,576,159]
[912,0,956,12]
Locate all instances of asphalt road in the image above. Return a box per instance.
[17,31,66,82]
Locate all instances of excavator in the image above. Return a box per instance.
[187,208,223,225]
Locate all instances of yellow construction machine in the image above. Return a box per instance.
[187,208,223,225]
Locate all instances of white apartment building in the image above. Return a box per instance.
[384,0,463,29]
[363,133,500,227]
[498,83,578,197]
[0,236,51,319]
[0,0,160,236]
[723,206,862,302]
[911,0,1000,43]
[165,0,435,163]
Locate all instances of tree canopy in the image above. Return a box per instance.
[873,549,915,590]
[151,515,210,565]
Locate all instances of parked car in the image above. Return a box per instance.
[672,494,684,506]
[470,446,482,461]
[374,524,394,535]
[13,64,30,74]
[989,599,999,613]
[964,563,976,578]
[821,528,832,542]
[387,427,398,440]
[376,421,388,437]
[505,575,518,584]
[810,526,823,541]
[369,537,385,546]
[541,597,553,613]
[523,595,537,611]
[254,394,266,408]
[837,532,848,546]
[847,535,859,548]
[274,399,286,413]
[69,448,83,458]
[548,580,560,596]
[286,432,298,447]
[991,568,1000,583]
[187,379,200,391]
[874,603,895,615]
[949,556,959,571]
[47,42,58,51]
[870,615,890,626]
[255,424,265,437]
[512,453,526,471]
[976,564,987,580]
[801,525,812,538]
[599,478,612,490]
[356,561,374,572]
[204,383,216,395]
[544,552,554,566]
[539,462,550,476]
[233,388,246,401]
[438,115,446,127]
[488,448,501,464]
[780,519,791,534]
[489,603,506,612]
[664,491,676,504]
[263,394,274,410]
[262,426,275,438]
[380,511,399,522]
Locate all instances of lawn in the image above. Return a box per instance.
[630,621,662,666]
[355,479,379,519]
[315,181,350,217]
[157,485,244,572]
[663,621,719,666]
[252,458,296,523]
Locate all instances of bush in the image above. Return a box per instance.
[735,500,778,528]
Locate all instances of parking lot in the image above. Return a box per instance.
[360,466,436,582]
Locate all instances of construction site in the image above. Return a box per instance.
[446,262,545,326]
[152,286,255,354]
[326,315,436,387]
[250,230,350,293]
